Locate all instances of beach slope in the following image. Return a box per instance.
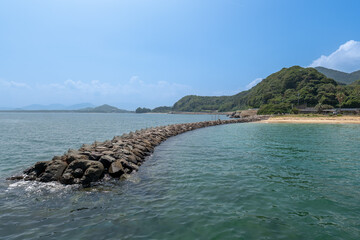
[260,115,360,124]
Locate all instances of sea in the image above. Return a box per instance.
[0,112,359,240]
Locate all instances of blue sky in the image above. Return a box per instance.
[1,0,360,110]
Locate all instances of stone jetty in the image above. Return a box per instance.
[8,116,268,187]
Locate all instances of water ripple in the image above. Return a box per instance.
[0,114,360,239]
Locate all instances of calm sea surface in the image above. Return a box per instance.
[0,113,359,239]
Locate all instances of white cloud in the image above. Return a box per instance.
[0,75,193,109]
[43,77,191,98]
[309,40,360,72]
[62,79,117,95]
[0,79,30,89]
[246,78,262,90]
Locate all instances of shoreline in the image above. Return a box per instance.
[258,115,360,124]
[169,111,232,115]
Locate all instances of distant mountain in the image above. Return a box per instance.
[19,103,95,110]
[20,104,66,110]
[66,103,95,110]
[0,103,132,113]
[77,104,131,113]
[350,79,360,86]
[0,107,14,110]
[315,67,360,85]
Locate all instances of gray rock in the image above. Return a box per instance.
[6,175,25,180]
[120,160,139,172]
[108,161,126,178]
[125,154,138,164]
[52,156,62,161]
[132,148,145,158]
[61,172,73,184]
[89,152,103,160]
[82,163,104,186]
[65,154,88,164]
[73,168,83,178]
[99,155,116,169]
[38,160,68,182]
[23,161,48,180]
[60,160,104,186]
[102,151,115,156]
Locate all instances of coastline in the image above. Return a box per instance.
[169,111,232,115]
[259,115,360,124]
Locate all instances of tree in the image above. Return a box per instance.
[135,107,151,113]
[336,92,345,110]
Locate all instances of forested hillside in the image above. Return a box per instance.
[315,67,360,85]
[171,66,360,114]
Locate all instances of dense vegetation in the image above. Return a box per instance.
[341,81,360,108]
[135,106,173,113]
[135,107,152,113]
[151,106,173,113]
[315,67,360,85]
[171,66,360,114]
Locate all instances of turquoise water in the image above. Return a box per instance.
[1,113,360,239]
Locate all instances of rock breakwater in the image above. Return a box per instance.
[7,116,268,187]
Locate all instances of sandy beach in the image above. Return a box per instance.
[259,115,360,124]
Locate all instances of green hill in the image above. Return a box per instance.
[350,79,360,86]
[315,67,360,85]
[78,104,131,113]
[135,107,152,113]
[173,95,236,112]
[151,106,173,113]
[172,66,360,114]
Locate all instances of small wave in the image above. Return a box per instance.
[6,180,77,195]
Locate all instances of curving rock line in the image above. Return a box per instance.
[7,116,268,187]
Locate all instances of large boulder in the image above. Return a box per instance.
[89,152,103,161]
[99,155,116,169]
[23,160,68,182]
[60,160,104,186]
[108,160,126,178]
[108,159,139,178]
[125,154,139,164]
[64,153,88,164]
[38,160,68,182]
[132,148,144,158]
[120,160,139,172]
[23,161,49,180]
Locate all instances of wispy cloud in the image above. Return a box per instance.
[0,79,31,89]
[246,78,262,90]
[0,76,192,109]
[309,40,360,72]
[42,77,191,98]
